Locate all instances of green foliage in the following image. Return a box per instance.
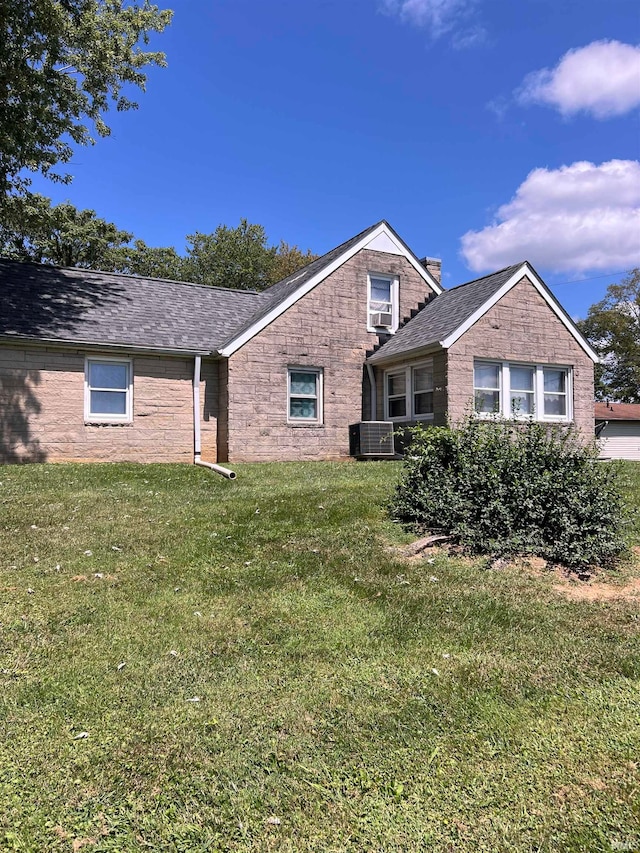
[112,238,187,280]
[271,239,318,282]
[0,192,132,267]
[183,219,275,290]
[0,0,172,199]
[0,461,638,850]
[182,220,318,291]
[578,269,640,403]
[390,418,629,567]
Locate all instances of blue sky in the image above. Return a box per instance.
[32,0,640,318]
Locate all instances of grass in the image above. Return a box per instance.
[0,460,638,852]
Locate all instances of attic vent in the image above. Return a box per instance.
[349,421,395,458]
[371,311,393,328]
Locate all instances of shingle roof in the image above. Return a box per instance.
[0,260,268,353]
[595,402,640,421]
[368,262,525,363]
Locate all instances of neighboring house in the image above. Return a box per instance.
[595,402,640,461]
[0,220,598,466]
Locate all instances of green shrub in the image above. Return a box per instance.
[390,417,629,568]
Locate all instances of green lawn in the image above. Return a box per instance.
[0,461,638,852]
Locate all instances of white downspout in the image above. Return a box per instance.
[193,355,237,480]
[366,362,377,421]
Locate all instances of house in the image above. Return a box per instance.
[0,220,598,466]
[595,402,640,461]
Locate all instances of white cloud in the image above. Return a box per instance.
[517,40,640,119]
[460,160,640,274]
[381,0,480,43]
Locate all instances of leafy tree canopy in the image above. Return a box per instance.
[0,193,132,268]
[0,0,172,200]
[184,220,275,291]
[1,199,319,290]
[578,269,640,403]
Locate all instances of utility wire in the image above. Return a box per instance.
[550,269,634,287]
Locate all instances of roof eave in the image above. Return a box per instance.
[439,262,600,363]
[218,221,443,357]
[0,334,212,357]
[367,341,444,366]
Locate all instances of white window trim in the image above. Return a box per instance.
[384,360,435,422]
[367,272,399,334]
[474,360,573,423]
[287,366,323,424]
[84,356,133,424]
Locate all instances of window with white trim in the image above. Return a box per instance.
[473,361,571,421]
[85,357,132,422]
[368,273,398,332]
[385,360,434,421]
[288,368,323,423]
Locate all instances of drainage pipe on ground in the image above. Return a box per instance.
[193,355,237,480]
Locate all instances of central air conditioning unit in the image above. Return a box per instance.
[349,421,395,458]
[371,311,393,328]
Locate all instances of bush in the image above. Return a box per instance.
[390,417,629,568]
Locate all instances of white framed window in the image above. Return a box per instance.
[84,357,132,423]
[288,367,323,423]
[384,360,434,422]
[368,273,399,333]
[474,361,572,422]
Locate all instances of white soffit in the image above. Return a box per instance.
[218,222,443,356]
[440,263,600,363]
[364,232,403,255]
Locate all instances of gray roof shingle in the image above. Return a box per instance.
[0,260,268,353]
[368,262,525,363]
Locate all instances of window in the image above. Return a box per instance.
[85,357,132,422]
[368,273,398,332]
[412,364,434,416]
[385,360,434,421]
[288,368,322,423]
[387,371,407,418]
[474,361,571,422]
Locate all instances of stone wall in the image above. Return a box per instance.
[225,249,436,461]
[446,276,595,436]
[0,345,206,463]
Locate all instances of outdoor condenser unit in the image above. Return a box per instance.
[349,421,395,458]
[371,311,393,328]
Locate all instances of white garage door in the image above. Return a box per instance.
[598,421,640,460]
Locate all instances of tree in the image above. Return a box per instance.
[578,269,640,403]
[112,239,187,280]
[271,240,318,282]
[0,1,172,200]
[0,193,132,267]
[184,219,276,291]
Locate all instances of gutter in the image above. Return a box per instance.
[0,334,211,358]
[192,355,237,480]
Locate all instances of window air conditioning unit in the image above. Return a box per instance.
[371,312,393,328]
[349,421,396,458]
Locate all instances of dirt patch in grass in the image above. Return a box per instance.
[396,538,640,603]
[551,575,640,603]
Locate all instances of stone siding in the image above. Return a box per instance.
[225,249,436,461]
[0,345,206,463]
[446,277,594,436]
